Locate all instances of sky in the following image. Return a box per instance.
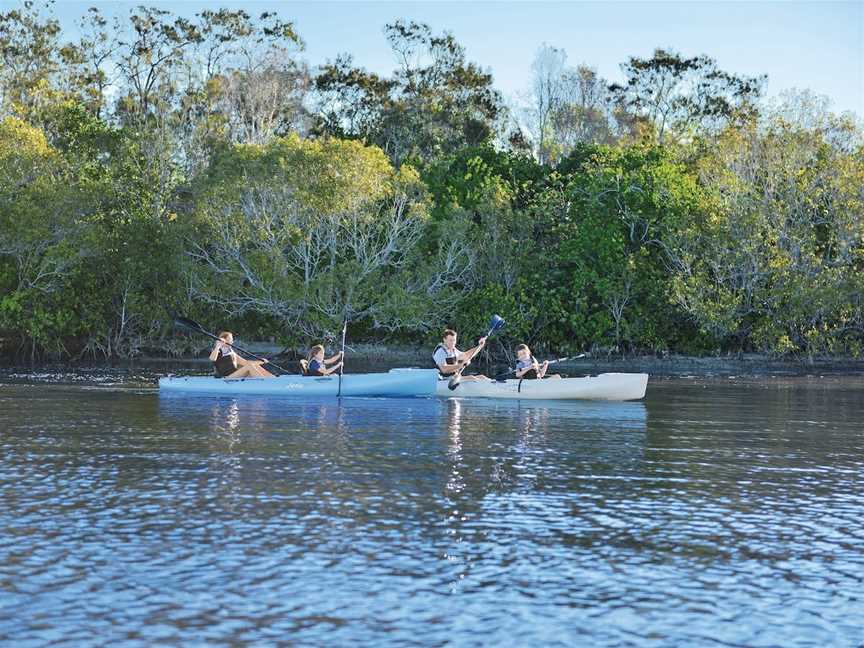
[41,0,864,116]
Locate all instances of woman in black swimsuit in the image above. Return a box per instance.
[209,331,275,379]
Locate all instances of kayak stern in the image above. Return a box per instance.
[159,368,439,397]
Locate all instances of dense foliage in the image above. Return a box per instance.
[1,2,862,360]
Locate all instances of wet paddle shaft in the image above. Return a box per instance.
[496,353,588,381]
[337,319,347,397]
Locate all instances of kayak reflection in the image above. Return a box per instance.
[437,397,647,499]
[158,394,647,437]
[437,397,648,592]
[161,394,649,595]
[156,395,648,515]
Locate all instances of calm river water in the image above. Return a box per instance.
[1,373,862,647]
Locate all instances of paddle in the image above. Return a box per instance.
[337,318,348,397]
[447,314,506,391]
[170,313,292,375]
[493,353,588,381]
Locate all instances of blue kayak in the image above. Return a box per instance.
[158,368,439,397]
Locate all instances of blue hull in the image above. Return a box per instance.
[158,368,438,398]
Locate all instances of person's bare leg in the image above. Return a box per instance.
[250,364,274,378]
[227,365,260,379]
[226,365,252,378]
[226,362,274,379]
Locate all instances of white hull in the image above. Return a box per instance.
[436,372,648,401]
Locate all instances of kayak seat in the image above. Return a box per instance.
[299,359,309,375]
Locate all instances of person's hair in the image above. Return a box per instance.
[516,343,529,353]
[442,329,456,340]
[217,331,232,341]
[307,344,325,361]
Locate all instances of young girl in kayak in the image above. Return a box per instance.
[304,345,343,376]
[514,344,561,380]
[209,331,275,379]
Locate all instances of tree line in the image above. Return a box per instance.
[1,1,862,361]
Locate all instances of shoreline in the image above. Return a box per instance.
[2,345,862,378]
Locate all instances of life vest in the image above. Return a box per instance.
[213,346,237,377]
[307,358,326,376]
[433,343,459,378]
[516,356,539,380]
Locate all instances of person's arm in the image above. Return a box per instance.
[515,359,541,378]
[322,361,343,375]
[209,342,222,362]
[537,360,549,379]
[459,337,487,364]
[435,349,460,375]
[437,362,460,375]
[325,351,343,365]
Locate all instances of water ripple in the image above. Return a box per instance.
[1,378,863,646]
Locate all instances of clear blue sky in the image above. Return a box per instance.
[45,0,864,116]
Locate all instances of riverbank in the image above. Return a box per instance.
[2,344,862,378]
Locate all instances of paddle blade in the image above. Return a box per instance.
[172,315,203,332]
[488,314,505,333]
[447,375,461,390]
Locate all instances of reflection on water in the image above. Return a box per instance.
[1,378,862,646]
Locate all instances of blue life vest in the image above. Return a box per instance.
[308,358,325,375]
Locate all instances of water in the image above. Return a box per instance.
[1,375,862,646]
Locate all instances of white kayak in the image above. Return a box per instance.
[436,372,649,401]
[159,368,439,397]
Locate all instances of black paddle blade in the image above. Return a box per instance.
[447,376,461,390]
[172,314,205,333]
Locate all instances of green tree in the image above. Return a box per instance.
[527,45,630,164]
[190,134,468,340]
[666,107,864,356]
[0,1,62,114]
[530,144,705,352]
[610,49,765,144]
[0,115,83,356]
[314,20,502,165]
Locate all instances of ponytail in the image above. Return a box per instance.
[307,344,324,361]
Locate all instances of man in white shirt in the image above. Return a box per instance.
[432,329,490,381]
